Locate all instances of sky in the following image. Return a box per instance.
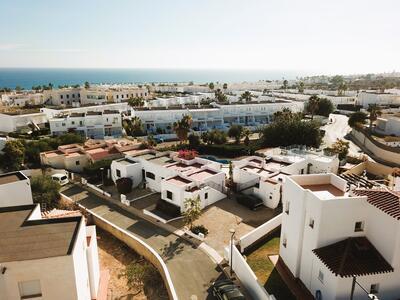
[0,0,399,75]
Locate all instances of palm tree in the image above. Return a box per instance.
[208,82,214,91]
[338,82,347,96]
[298,81,305,93]
[223,83,228,90]
[283,80,288,90]
[173,115,193,143]
[128,96,144,108]
[239,91,253,102]
[367,104,382,132]
[307,95,320,120]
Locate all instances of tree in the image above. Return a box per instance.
[1,140,25,171]
[261,112,322,148]
[128,96,144,108]
[214,89,227,103]
[48,83,53,90]
[325,139,349,160]
[183,196,202,229]
[228,124,244,144]
[223,83,228,90]
[84,81,90,89]
[239,91,253,102]
[298,81,305,93]
[317,98,334,117]
[367,104,382,131]
[173,115,192,143]
[348,112,367,128]
[338,82,347,96]
[330,75,344,89]
[15,85,23,92]
[188,133,201,149]
[208,82,214,91]
[305,95,320,120]
[242,128,251,146]
[201,130,227,145]
[282,79,288,90]
[30,175,61,209]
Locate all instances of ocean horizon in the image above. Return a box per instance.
[0,68,309,90]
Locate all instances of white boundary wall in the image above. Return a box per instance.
[238,214,282,253]
[225,243,275,300]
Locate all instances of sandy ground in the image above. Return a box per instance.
[97,228,168,300]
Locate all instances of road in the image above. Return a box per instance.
[321,114,362,156]
[61,184,223,300]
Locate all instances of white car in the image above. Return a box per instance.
[51,173,69,186]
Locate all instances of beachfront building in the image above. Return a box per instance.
[271,91,356,106]
[232,148,339,209]
[43,88,82,107]
[40,139,140,172]
[0,171,101,300]
[280,173,400,300]
[1,92,44,107]
[111,150,226,211]
[48,110,122,139]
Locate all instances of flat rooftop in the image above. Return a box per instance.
[148,155,175,166]
[166,162,203,173]
[301,184,345,199]
[134,152,157,160]
[117,158,138,165]
[167,176,192,187]
[264,159,292,170]
[188,169,218,181]
[241,165,273,178]
[0,172,26,185]
[0,205,81,262]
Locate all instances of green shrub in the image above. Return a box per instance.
[191,225,209,236]
[116,177,133,194]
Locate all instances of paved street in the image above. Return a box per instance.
[62,184,224,300]
[321,113,362,156]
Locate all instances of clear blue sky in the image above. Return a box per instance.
[1,0,399,74]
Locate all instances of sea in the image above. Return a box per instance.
[0,68,307,90]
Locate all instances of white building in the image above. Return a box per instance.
[1,92,44,107]
[49,110,122,139]
[232,148,339,209]
[0,171,101,300]
[376,116,400,136]
[357,91,400,108]
[43,88,81,107]
[280,173,400,300]
[0,111,48,133]
[111,150,226,212]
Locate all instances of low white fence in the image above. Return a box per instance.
[83,179,112,198]
[225,243,275,300]
[238,214,282,253]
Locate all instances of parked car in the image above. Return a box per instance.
[51,173,69,186]
[212,279,246,300]
[236,194,263,210]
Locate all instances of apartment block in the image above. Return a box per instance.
[232,148,339,208]
[280,173,400,300]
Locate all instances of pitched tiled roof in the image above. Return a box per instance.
[353,189,400,220]
[313,237,393,277]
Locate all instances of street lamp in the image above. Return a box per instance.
[100,167,104,188]
[229,228,236,277]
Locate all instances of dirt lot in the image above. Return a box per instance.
[97,228,168,300]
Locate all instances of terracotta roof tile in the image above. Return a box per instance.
[313,237,393,277]
[353,189,400,220]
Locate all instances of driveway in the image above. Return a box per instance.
[321,113,362,156]
[170,197,281,255]
[61,184,224,300]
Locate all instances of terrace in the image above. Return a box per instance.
[187,169,218,181]
[0,172,27,185]
[166,176,193,187]
[166,162,203,173]
[241,165,274,178]
[291,174,347,200]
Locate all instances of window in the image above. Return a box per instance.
[19,280,42,299]
[79,121,83,126]
[370,283,379,294]
[116,169,121,178]
[309,218,315,229]
[75,161,80,166]
[66,94,69,99]
[318,270,324,283]
[205,192,208,199]
[285,201,290,215]
[72,94,75,98]
[167,191,173,200]
[146,172,155,180]
[60,95,63,99]
[71,121,75,125]
[354,221,364,232]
